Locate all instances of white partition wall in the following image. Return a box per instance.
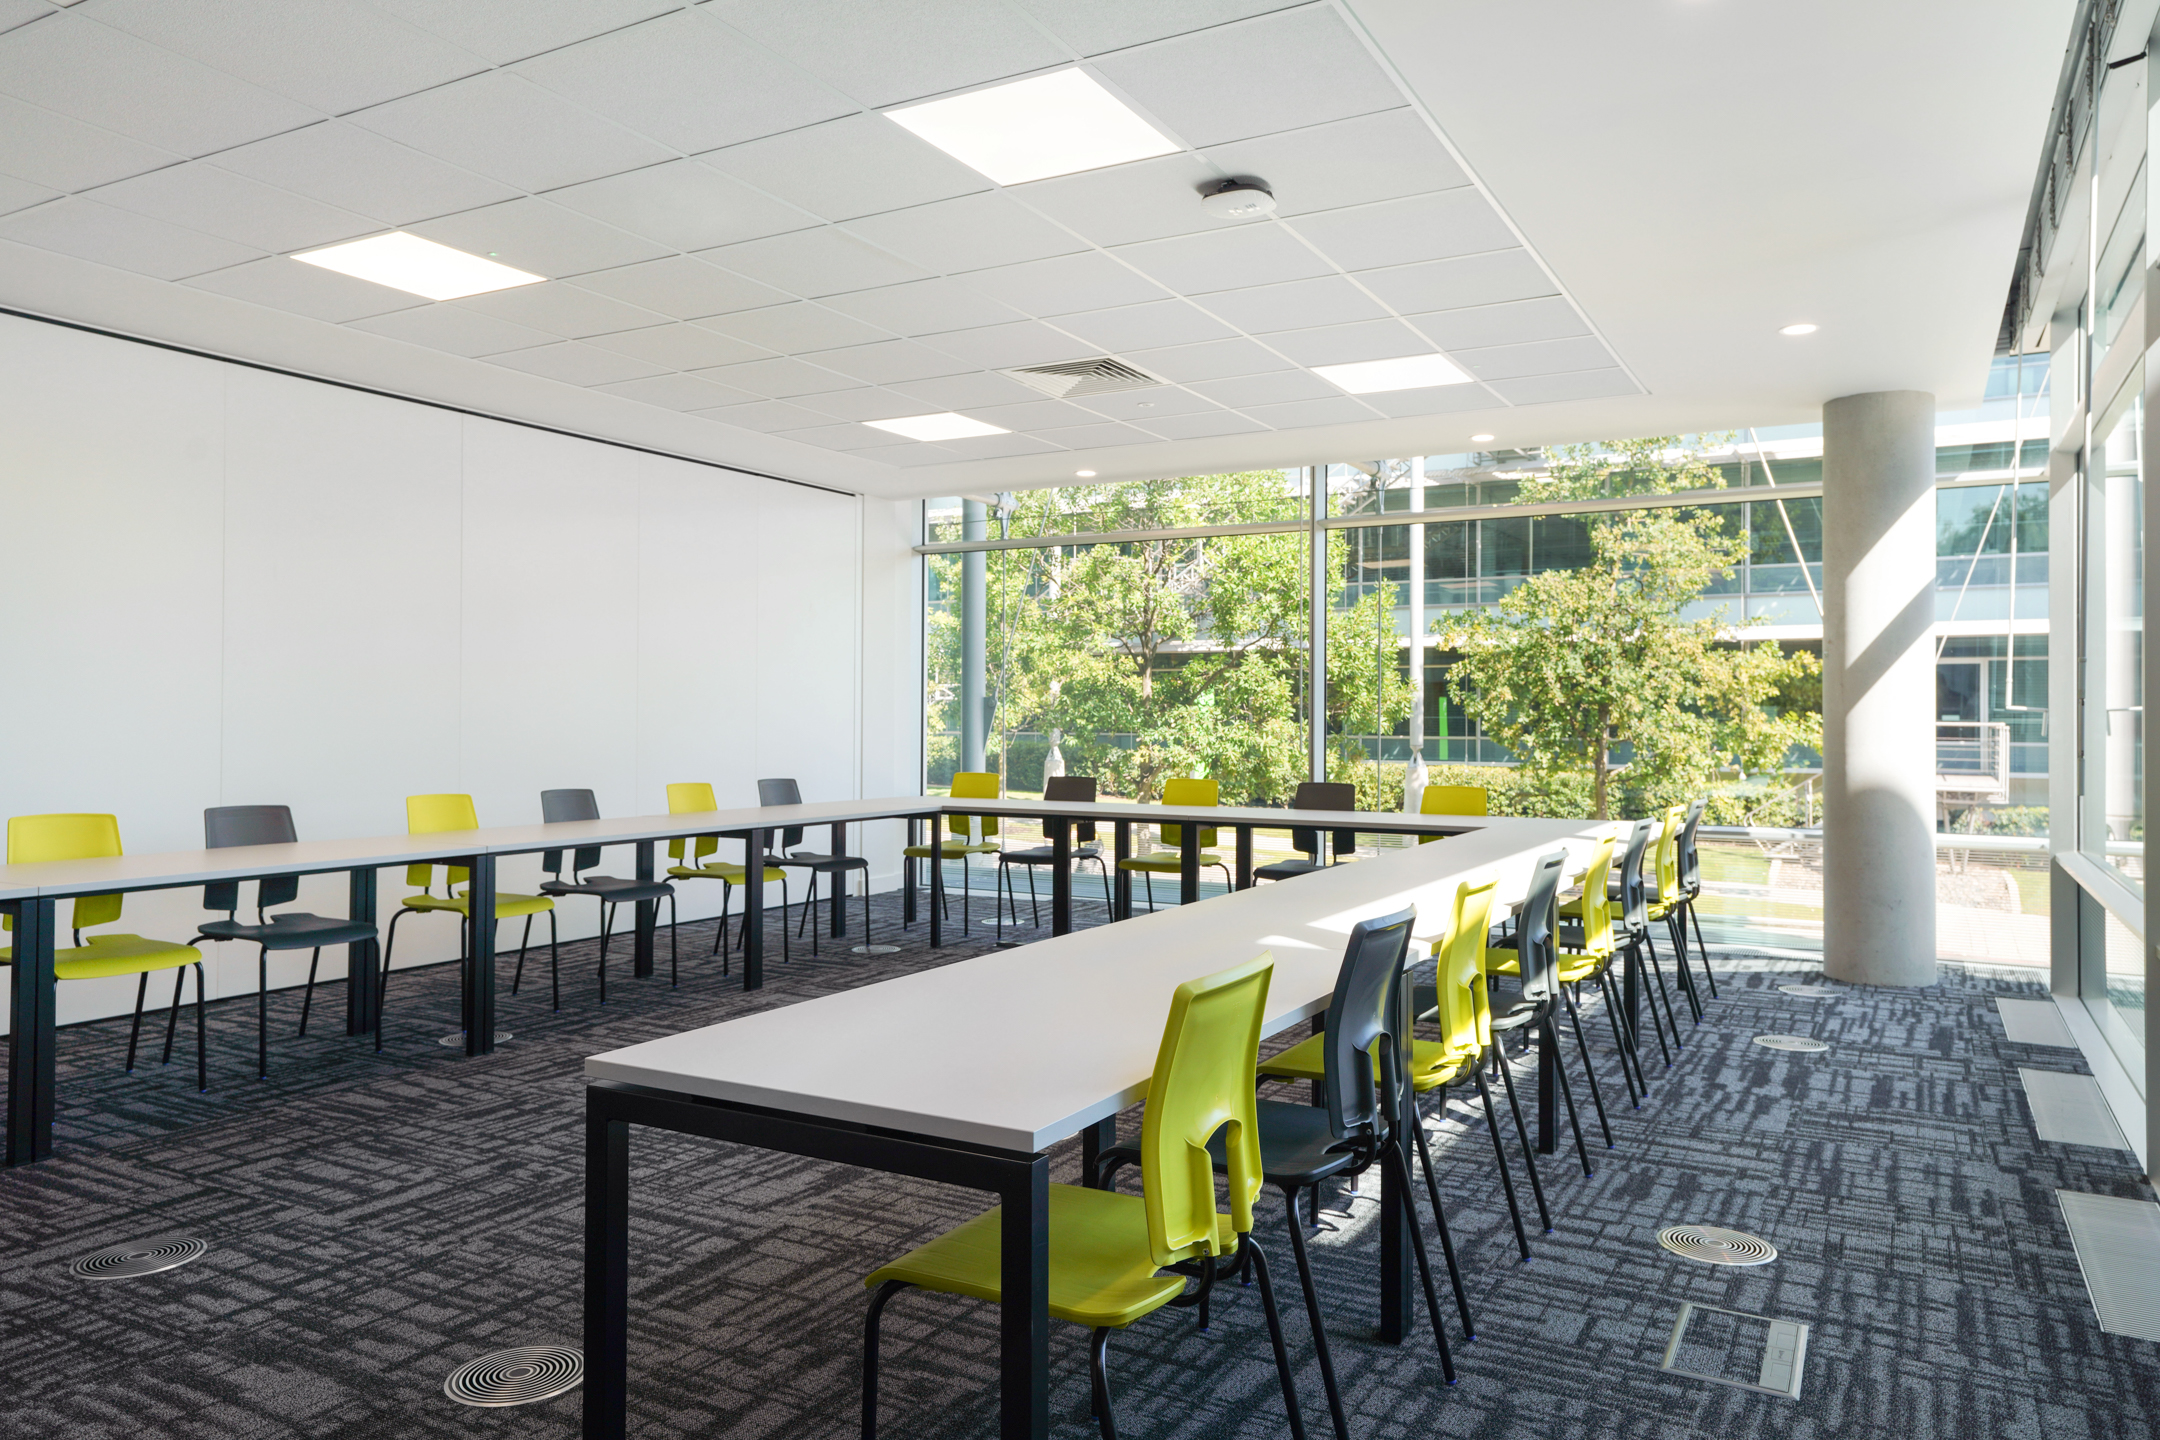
[0,313,896,1025]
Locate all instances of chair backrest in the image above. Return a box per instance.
[1506,850,1568,1002]
[1435,879,1500,1055]
[1574,835,1616,956]
[1617,817,1654,931]
[947,770,1000,842]
[1421,785,1488,817]
[540,788,603,878]
[405,793,479,892]
[758,777,807,850]
[6,813,124,930]
[666,782,722,866]
[1678,798,1706,893]
[1159,776,1218,851]
[1289,781,1356,860]
[1042,774,1097,843]
[1315,905,1417,1143]
[203,804,300,913]
[1652,804,1684,901]
[1136,953,1273,1264]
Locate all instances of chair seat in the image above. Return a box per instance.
[1485,941,1602,986]
[400,891,554,918]
[198,912,377,949]
[540,875,675,903]
[1558,893,1623,920]
[902,842,999,858]
[773,851,870,872]
[0,934,202,980]
[997,844,1103,865]
[1223,1101,1366,1188]
[1118,852,1224,873]
[1257,1030,1473,1094]
[864,1183,1236,1331]
[668,863,785,885]
[1252,857,1324,881]
[1555,923,1614,964]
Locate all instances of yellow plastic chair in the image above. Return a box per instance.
[1416,783,1487,844]
[860,954,1312,1439]
[1117,776,1232,910]
[376,794,556,1050]
[901,771,1001,933]
[2,814,209,1090]
[1489,835,1622,1143]
[665,782,788,972]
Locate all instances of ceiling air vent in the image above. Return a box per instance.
[1004,356,1164,399]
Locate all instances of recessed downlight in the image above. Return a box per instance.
[1469,433,1495,443]
[1075,469,1097,477]
[1313,353,1474,395]
[293,232,542,301]
[886,69,1178,185]
[1779,323,1818,336]
[865,413,1010,442]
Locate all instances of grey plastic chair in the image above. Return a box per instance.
[994,775,1111,937]
[537,789,678,1003]
[756,778,876,956]
[193,805,377,1079]
[1253,782,1359,883]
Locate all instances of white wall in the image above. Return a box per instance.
[0,314,913,1026]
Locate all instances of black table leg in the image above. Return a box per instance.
[904,817,918,926]
[583,1092,630,1440]
[1000,1153,1051,1439]
[742,829,766,990]
[1235,825,1254,889]
[1179,829,1199,905]
[1078,1114,1115,1188]
[830,822,848,938]
[1049,818,1071,935]
[633,841,655,980]
[466,854,497,1056]
[927,813,944,949]
[346,868,379,1038]
[5,897,56,1165]
[1113,821,1131,920]
[1537,1015,1557,1154]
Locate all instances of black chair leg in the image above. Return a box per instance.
[1547,1017,1594,1177]
[375,906,414,1053]
[1596,971,1644,1106]
[125,972,149,1072]
[1026,863,1040,928]
[1560,986,1615,1148]
[861,1279,909,1440]
[1377,1143,1457,1384]
[194,962,208,1093]
[549,910,561,1011]
[1405,1095,1477,1338]
[297,947,322,1037]
[1280,1185,1349,1440]
[161,964,186,1064]
[1472,1067,1534,1258]
[257,945,269,1080]
[1244,1238,1313,1439]
[1143,870,1155,912]
[598,904,612,1004]
[669,891,680,986]
[1089,1326,1118,1440]
[1666,913,1703,1022]
[1492,1045,1553,1231]
[715,883,732,977]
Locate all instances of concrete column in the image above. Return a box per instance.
[1309,466,1329,783]
[1822,391,1938,986]
[960,499,986,775]
[1404,457,1428,810]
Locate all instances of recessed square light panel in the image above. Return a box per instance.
[1313,353,1474,394]
[886,69,1180,185]
[294,233,543,301]
[866,412,1011,442]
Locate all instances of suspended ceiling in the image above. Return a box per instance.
[0,0,2072,498]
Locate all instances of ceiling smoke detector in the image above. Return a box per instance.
[1201,178,1276,220]
[1004,356,1165,399]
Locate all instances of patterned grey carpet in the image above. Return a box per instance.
[1,888,2155,1439]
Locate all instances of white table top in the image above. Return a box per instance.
[585,816,1616,1154]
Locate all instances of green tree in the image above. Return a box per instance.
[1436,436,1820,819]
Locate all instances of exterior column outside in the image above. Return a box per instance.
[960,499,987,775]
[1821,390,1939,986]
[1309,466,1329,784]
[1405,457,1428,810]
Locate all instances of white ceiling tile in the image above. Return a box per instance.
[570,254,791,320]
[935,433,1066,460]
[1124,336,1286,383]
[771,421,894,451]
[85,163,376,253]
[692,354,861,398]
[409,197,668,279]
[1050,300,1236,353]
[696,398,844,432]
[593,372,760,411]
[0,171,56,215]
[347,303,560,357]
[1204,109,1468,218]
[821,278,1023,336]
[1290,191,1518,273]
[1012,152,1224,248]
[800,338,967,385]
[1406,296,1589,352]
[1240,395,1376,428]
[1033,422,1159,448]
[927,320,1095,370]
[704,0,1066,108]
[957,399,1102,432]
[1012,0,1301,55]
[701,301,892,354]
[584,321,770,370]
[840,192,1085,274]
[452,280,671,339]
[79,0,482,113]
[0,195,261,278]
[700,113,989,224]
[1452,335,1618,382]
[351,71,674,193]
[1488,368,1639,405]
[547,160,820,252]
[1359,383,1496,419]
[1266,318,1431,367]
[882,443,966,467]
[367,0,678,65]
[0,12,314,154]
[889,370,1043,410]
[1354,250,1558,314]
[0,93,177,191]
[1137,409,1270,440]
[960,251,1167,318]
[1073,387,1218,422]
[1187,369,1337,408]
[517,10,853,154]
[1093,7,1395,148]
[489,341,668,386]
[0,2,49,36]
[208,122,519,226]
[703,226,932,297]
[183,255,423,322]
[796,387,928,423]
[1198,276,1387,335]
[1116,222,1333,294]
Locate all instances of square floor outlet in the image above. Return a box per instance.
[1661,1302,1808,1399]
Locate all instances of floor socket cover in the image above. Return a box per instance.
[438,1032,511,1047]
[1657,1224,1778,1265]
[1779,984,1839,998]
[444,1346,582,1407]
[70,1238,208,1280]
[1753,1034,1829,1052]
[850,944,901,955]
[1661,1302,1808,1398]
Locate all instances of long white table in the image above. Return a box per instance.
[581,816,1612,1440]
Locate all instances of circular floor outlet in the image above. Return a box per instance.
[437,1032,511,1047]
[1779,984,1840,998]
[443,1345,582,1407]
[70,1237,208,1280]
[1657,1224,1778,1266]
[1753,1034,1829,1053]
[850,944,901,955]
